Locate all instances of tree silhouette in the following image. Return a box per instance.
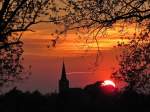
[0,0,50,46]
[0,42,31,88]
[0,0,51,87]
[112,30,150,94]
[50,0,150,37]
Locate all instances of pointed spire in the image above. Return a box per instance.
[59,60,69,93]
[61,60,67,80]
[61,61,67,80]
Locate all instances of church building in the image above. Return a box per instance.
[59,62,69,93]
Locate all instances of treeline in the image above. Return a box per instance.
[0,82,150,112]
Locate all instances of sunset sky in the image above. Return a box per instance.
[5,22,139,93]
[0,1,150,112]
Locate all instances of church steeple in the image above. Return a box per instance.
[59,61,69,93]
[61,62,67,80]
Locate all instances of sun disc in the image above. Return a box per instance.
[102,80,116,87]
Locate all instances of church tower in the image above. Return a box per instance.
[59,62,69,93]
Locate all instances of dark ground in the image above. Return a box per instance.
[0,82,150,112]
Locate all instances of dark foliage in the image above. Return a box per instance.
[112,28,150,94]
[0,43,31,89]
[0,82,150,112]
[0,0,50,43]
[49,0,150,37]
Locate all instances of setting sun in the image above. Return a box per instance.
[102,80,116,88]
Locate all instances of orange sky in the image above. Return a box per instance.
[22,22,138,57]
[9,22,141,93]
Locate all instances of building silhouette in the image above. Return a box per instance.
[59,61,69,93]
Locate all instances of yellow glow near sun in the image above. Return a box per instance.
[102,80,116,87]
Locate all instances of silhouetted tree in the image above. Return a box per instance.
[1,82,150,112]
[112,31,150,94]
[50,0,150,39]
[0,0,54,87]
[0,43,31,88]
[0,0,50,46]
